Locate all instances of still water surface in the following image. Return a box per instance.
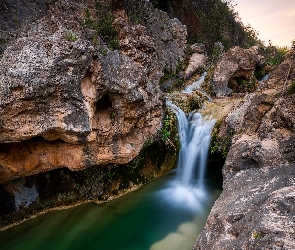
[0,171,221,250]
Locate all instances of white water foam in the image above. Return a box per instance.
[158,102,216,211]
[182,72,212,102]
[182,72,207,94]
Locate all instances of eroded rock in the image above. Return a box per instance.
[0,0,187,182]
[194,51,295,249]
[185,53,206,79]
[194,165,295,249]
[212,46,265,97]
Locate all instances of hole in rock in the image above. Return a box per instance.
[206,151,225,188]
[96,95,112,111]
[92,94,114,130]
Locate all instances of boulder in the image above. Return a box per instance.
[184,43,206,79]
[212,46,265,97]
[185,53,206,79]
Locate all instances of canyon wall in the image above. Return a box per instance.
[194,51,295,249]
[0,0,186,182]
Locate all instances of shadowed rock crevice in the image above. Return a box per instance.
[92,94,114,132]
[0,137,85,183]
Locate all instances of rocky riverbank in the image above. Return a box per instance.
[194,50,295,249]
[0,0,184,229]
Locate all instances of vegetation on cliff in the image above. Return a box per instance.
[152,0,260,52]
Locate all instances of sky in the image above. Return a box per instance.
[233,0,295,47]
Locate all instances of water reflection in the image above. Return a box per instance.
[0,172,221,250]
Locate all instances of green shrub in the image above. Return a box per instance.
[160,115,171,141]
[65,30,77,42]
[254,65,267,80]
[109,111,116,119]
[210,119,232,158]
[288,81,295,94]
[108,39,119,50]
[0,38,7,45]
[83,6,118,49]
[261,42,289,68]
[252,231,261,240]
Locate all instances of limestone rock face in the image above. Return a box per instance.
[185,53,206,79]
[212,46,265,97]
[0,0,187,182]
[195,165,295,250]
[194,51,295,249]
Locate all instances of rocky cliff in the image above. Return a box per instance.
[0,0,186,182]
[194,51,295,249]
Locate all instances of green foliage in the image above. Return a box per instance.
[159,62,185,86]
[160,115,171,141]
[210,120,232,158]
[99,48,108,56]
[0,38,7,45]
[288,81,295,94]
[124,0,152,25]
[108,39,119,50]
[109,111,116,119]
[252,231,262,240]
[83,5,118,49]
[254,65,267,81]
[188,97,200,110]
[260,42,289,68]
[130,15,141,25]
[65,30,77,42]
[164,0,261,56]
[107,169,115,178]
[159,69,174,85]
[228,76,257,94]
[236,77,257,92]
[211,42,224,64]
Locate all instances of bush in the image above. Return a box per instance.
[65,30,77,42]
[288,81,295,94]
[260,42,289,68]
[160,115,171,141]
[83,5,118,49]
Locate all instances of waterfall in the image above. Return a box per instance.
[182,72,207,93]
[182,72,213,102]
[167,101,216,187]
[159,101,216,210]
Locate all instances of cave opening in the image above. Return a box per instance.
[92,94,115,130]
[206,151,225,188]
[95,94,113,111]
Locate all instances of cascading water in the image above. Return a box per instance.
[159,101,216,210]
[0,100,220,250]
[182,72,213,102]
